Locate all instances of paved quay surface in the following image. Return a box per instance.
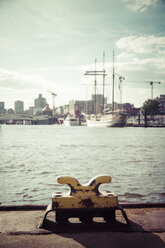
[0,207,165,248]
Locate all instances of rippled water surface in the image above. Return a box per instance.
[0,125,165,205]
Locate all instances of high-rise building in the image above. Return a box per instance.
[14,101,24,113]
[69,100,93,115]
[69,99,100,115]
[0,101,5,113]
[34,94,47,108]
[92,94,107,113]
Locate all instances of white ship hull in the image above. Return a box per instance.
[87,113,126,127]
[64,117,80,126]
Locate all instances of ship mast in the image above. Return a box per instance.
[94,59,97,114]
[112,50,115,112]
[85,58,107,115]
[103,51,105,112]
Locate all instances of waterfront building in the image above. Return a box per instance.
[62,104,69,115]
[57,104,69,115]
[0,101,5,113]
[42,105,52,116]
[69,100,89,115]
[28,106,35,115]
[69,99,97,115]
[106,102,139,115]
[123,103,139,115]
[159,95,165,114]
[7,108,14,114]
[57,106,64,115]
[57,94,139,118]
[14,100,24,114]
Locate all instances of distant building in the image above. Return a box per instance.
[92,94,107,113]
[106,102,139,115]
[14,100,24,113]
[42,105,52,116]
[28,106,35,115]
[68,99,94,115]
[68,94,107,116]
[34,94,47,109]
[57,94,140,117]
[33,94,48,115]
[106,102,120,111]
[57,104,69,115]
[123,103,134,110]
[69,100,87,115]
[7,108,14,114]
[86,100,94,114]
[123,103,139,115]
[159,95,165,114]
[0,101,5,113]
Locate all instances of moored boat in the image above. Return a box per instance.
[86,111,127,127]
[85,51,126,128]
[64,115,80,126]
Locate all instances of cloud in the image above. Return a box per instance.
[115,35,165,76]
[121,0,159,12]
[0,68,50,89]
[116,52,136,60]
[116,57,165,73]
[116,35,165,54]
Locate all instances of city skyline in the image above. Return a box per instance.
[0,92,134,111]
[1,91,164,114]
[0,0,165,109]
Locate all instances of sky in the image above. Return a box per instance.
[0,0,165,109]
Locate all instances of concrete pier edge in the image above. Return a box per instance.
[0,202,165,248]
[0,202,165,211]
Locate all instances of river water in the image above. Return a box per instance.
[0,125,165,205]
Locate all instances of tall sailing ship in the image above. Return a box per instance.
[86,110,126,127]
[85,51,127,127]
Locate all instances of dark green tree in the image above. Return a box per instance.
[141,98,160,115]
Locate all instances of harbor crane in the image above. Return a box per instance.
[146,81,161,100]
[47,90,57,115]
[125,80,162,100]
[118,76,125,104]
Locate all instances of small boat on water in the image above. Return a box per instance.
[64,114,80,126]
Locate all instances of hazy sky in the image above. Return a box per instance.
[0,0,165,109]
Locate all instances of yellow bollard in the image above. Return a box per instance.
[41,175,129,225]
[52,175,117,209]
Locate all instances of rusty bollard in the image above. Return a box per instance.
[41,175,129,225]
